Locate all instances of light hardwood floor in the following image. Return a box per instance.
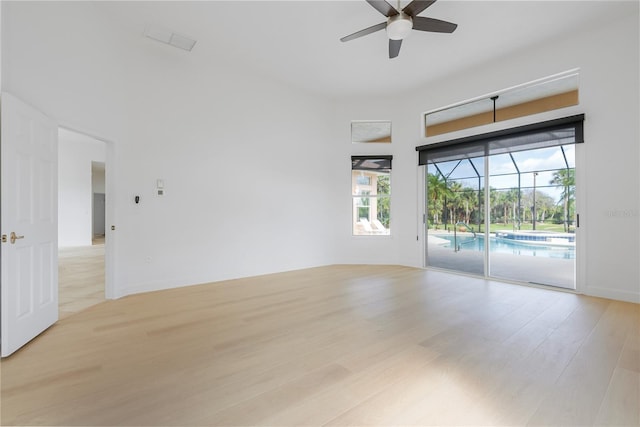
[58,239,105,319]
[1,265,638,426]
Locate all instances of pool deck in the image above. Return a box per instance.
[428,231,575,289]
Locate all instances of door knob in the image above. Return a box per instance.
[10,232,24,244]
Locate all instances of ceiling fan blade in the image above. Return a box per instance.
[389,39,402,58]
[402,0,436,17]
[413,16,458,33]
[340,22,387,42]
[366,0,399,17]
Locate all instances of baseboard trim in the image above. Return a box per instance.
[114,264,332,299]
[113,265,640,305]
[585,286,640,304]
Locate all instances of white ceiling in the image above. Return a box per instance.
[94,1,634,99]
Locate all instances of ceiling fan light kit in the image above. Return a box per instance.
[341,0,458,59]
[387,13,413,40]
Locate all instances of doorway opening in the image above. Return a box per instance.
[58,128,107,319]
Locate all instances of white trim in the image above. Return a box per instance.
[584,286,640,304]
[424,266,580,296]
[418,163,426,268]
[350,235,394,239]
[484,156,490,275]
[574,140,586,295]
[117,265,326,299]
[116,280,197,299]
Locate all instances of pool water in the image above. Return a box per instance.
[436,235,575,260]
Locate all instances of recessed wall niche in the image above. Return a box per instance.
[425,72,579,137]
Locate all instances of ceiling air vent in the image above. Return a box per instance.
[144,26,197,52]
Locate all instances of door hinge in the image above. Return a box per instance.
[576,214,580,228]
[1,234,6,243]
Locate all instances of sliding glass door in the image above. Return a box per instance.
[422,116,581,290]
[426,157,485,276]
[487,147,575,288]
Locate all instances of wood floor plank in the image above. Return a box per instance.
[594,367,640,426]
[202,363,352,426]
[1,265,638,426]
[58,242,105,319]
[267,344,440,426]
[527,299,638,426]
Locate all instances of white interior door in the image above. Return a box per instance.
[1,92,59,357]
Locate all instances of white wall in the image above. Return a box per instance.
[1,1,341,297]
[3,2,638,303]
[58,132,106,247]
[332,7,640,302]
[92,164,105,193]
[115,53,340,295]
[92,163,106,236]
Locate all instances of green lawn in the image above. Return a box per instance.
[485,222,573,233]
[433,222,573,234]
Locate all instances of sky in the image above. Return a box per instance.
[428,145,575,203]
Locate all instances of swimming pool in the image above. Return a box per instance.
[435,234,575,260]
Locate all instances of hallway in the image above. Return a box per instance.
[58,238,105,319]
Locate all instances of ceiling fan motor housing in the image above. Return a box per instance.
[387,12,413,40]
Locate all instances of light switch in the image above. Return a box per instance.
[157,179,164,189]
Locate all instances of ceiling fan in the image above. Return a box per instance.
[340,0,458,59]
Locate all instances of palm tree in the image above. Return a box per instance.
[487,187,500,228]
[550,169,575,232]
[427,173,451,228]
[536,192,555,223]
[521,190,533,224]
[447,181,463,227]
[504,188,520,229]
[460,187,478,225]
[493,190,510,225]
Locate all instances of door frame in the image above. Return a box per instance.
[58,124,116,300]
[422,144,584,293]
[574,142,586,295]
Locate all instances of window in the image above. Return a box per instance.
[351,121,392,143]
[356,175,371,185]
[424,71,579,137]
[351,156,391,235]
